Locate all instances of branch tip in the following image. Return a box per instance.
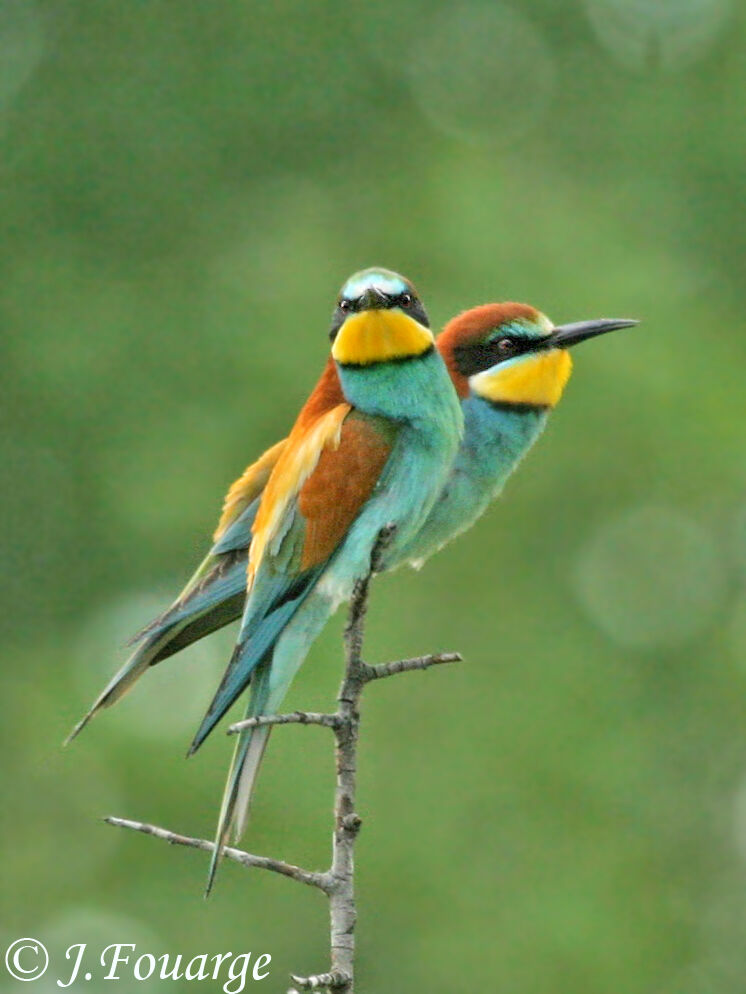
[104,816,329,891]
[370,523,397,574]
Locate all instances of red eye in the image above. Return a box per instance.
[399,293,413,307]
[496,337,515,355]
[339,300,351,312]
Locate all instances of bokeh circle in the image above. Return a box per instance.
[584,0,731,72]
[407,3,556,146]
[574,505,726,649]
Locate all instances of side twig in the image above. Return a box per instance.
[228,711,340,734]
[362,651,462,682]
[104,817,332,892]
[104,526,462,993]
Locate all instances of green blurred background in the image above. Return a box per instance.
[2,0,746,991]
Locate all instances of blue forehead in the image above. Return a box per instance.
[487,316,552,341]
[341,269,409,301]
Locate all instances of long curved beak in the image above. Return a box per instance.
[550,317,639,348]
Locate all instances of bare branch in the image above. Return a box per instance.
[341,524,397,676]
[104,817,331,892]
[288,970,350,992]
[363,651,462,682]
[103,528,461,991]
[319,529,400,991]
[227,711,340,735]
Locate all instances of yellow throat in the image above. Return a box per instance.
[472,349,573,408]
[332,309,433,366]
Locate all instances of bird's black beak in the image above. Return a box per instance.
[549,317,639,348]
[360,286,389,310]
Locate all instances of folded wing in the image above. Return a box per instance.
[190,405,394,751]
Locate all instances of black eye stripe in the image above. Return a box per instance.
[453,334,547,377]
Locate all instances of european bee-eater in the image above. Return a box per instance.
[68,300,636,724]
[400,304,637,566]
[197,268,463,889]
[69,286,635,888]
[67,304,635,744]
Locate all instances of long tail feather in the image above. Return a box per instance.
[205,661,273,896]
[66,557,249,745]
[203,577,335,893]
[64,625,178,744]
[188,573,322,755]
